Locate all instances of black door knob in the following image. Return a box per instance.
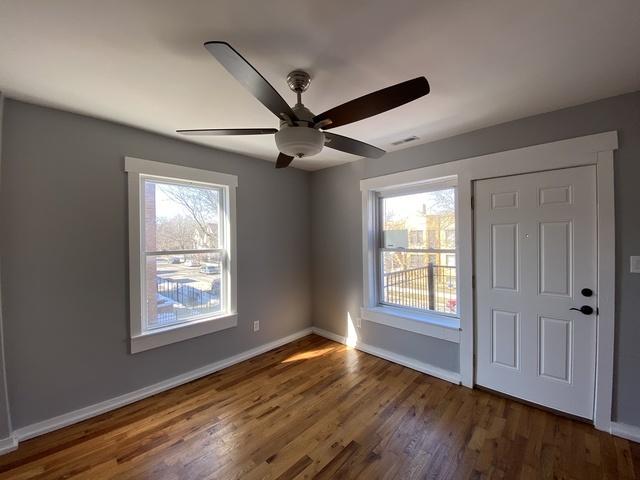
[570,305,594,315]
[581,288,593,297]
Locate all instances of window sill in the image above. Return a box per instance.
[360,306,460,343]
[130,313,237,354]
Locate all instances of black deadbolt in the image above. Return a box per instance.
[581,288,593,297]
[570,305,594,315]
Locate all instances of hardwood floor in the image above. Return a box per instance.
[0,334,637,479]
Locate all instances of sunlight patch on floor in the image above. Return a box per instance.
[281,346,336,363]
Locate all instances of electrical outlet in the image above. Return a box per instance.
[631,256,640,273]
[253,321,260,332]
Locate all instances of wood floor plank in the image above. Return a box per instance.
[0,334,635,479]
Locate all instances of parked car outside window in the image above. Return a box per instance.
[200,263,220,274]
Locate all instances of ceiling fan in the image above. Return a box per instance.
[177,42,430,169]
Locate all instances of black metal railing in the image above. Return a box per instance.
[382,264,457,313]
[157,278,211,308]
[153,277,220,326]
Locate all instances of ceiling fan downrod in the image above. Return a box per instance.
[286,70,311,106]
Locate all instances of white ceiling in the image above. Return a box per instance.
[1,1,639,171]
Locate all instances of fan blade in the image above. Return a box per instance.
[177,128,277,136]
[324,132,385,158]
[204,41,297,122]
[275,152,294,169]
[313,77,430,130]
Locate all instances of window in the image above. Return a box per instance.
[378,185,458,316]
[444,229,456,248]
[445,254,456,266]
[361,175,460,342]
[126,157,237,353]
[408,230,424,246]
[427,230,438,249]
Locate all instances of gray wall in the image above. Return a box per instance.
[0,100,312,429]
[0,94,13,439]
[310,91,640,426]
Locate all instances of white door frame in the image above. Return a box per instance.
[359,131,617,431]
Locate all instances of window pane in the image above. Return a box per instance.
[381,250,457,314]
[145,253,223,329]
[144,179,221,252]
[382,188,456,249]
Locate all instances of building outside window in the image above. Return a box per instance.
[408,230,424,246]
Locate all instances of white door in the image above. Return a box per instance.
[474,166,597,419]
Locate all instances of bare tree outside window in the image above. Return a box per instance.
[160,185,220,249]
[156,215,199,251]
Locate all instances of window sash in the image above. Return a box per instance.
[144,248,224,256]
[377,299,460,319]
[139,175,229,333]
[376,186,458,316]
[144,306,220,332]
[379,247,456,254]
[376,177,457,198]
[141,175,225,255]
[377,250,459,316]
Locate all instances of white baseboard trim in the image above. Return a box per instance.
[12,327,313,444]
[610,422,640,443]
[311,327,462,385]
[0,435,18,455]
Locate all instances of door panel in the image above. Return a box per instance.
[539,221,571,296]
[539,316,572,382]
[491,223,519,291]
[491,310,520,369]
[539,185,572,206]
[475,166,597,419]
[492,191,519,209]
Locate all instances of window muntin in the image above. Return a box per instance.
[378,187,458,315]
[141,177,228,331]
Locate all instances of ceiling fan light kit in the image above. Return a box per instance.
[178,41,431,169]
[275,124,325,158]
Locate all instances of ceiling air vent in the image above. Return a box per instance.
[390,135,419,146]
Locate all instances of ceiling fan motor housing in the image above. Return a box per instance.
[275,125,325,158]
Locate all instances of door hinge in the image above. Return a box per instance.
[471,195,475,209]
[472,275,476,289]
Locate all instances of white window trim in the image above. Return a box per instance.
[360,131,618,433]
[361,306,461,343]
[361,175,462,343]
[125,156,238,353]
